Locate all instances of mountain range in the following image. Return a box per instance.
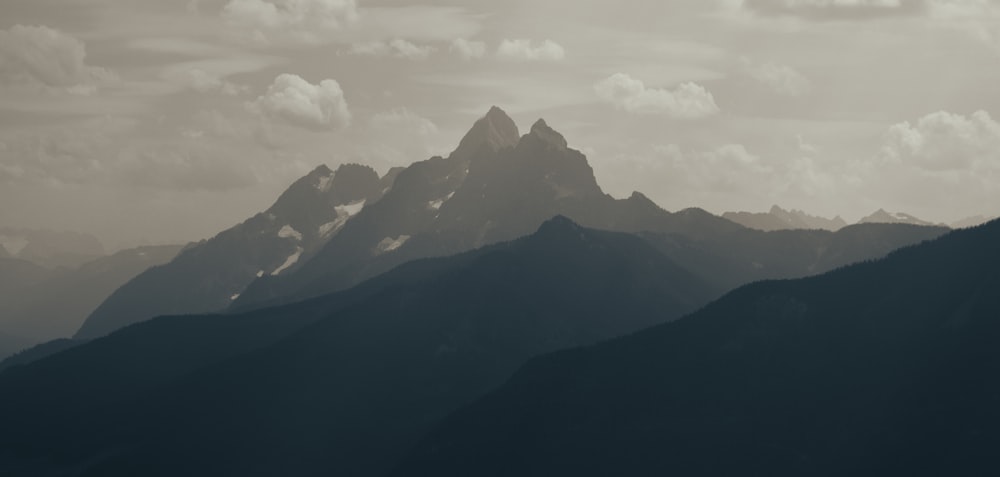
[74,163,393,340]
[0,227,105,269]
[0,245,180,359]
[72,107,948,341]
[723,205,847,231]
[391,218,1000,477]
[0,106,987,477]
[0,217,719,476]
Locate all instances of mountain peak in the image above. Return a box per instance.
[535,215,581,237]
[528,118,568,150]
[450,106,520,159]
[310,164,333,176]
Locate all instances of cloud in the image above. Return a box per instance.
[361,107,445,167]
[881,110,1000,172]
[346,39,435,60]
[450,38,487,60]
[743,0,927,20]
[182,68,249,96]
[496,39,566,61]
[222,0,359,44]
[0,25,116,94]
[744,60,811,96]
[926,0,1000,52]
[594,73,720,118]
[117,144,259,192]
[829,109,1000,217]
[248,73,351,131]
[369,108,439,136]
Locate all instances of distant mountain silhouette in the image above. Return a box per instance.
[723,205,846,231]
[233,108,942,312]
[858,208,943,227]
[0,258,53,357]
[0,227,105,269]
[0,244,181,360]
[642,222,948,291]
[0,217,717,476]
[74,163,390,339]
[951,214,996,229]
[73,107,951,343]
[392,219,1000,477]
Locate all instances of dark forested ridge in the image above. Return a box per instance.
[0,217,717,476]
[391,218,1000,477]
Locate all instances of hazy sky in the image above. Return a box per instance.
[1,0,998,248]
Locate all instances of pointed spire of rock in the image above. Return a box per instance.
[450,106,520,160]
[527,118,568,150]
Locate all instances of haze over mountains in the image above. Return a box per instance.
[0,104,993,476]
[0,228,105,269]
[70,108,948,342]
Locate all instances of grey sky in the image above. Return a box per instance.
[1,0,998,248]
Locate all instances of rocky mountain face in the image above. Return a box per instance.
[74,163,389,340]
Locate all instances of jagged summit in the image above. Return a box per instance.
[328,163,381,202]
[525,118,568,150]
[450,106,520,159]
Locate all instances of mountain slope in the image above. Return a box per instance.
[234,108,941,312]
[74,163,387,339]
[392,219,1000,477]
[0,217,718,477]
[0,245,181,358]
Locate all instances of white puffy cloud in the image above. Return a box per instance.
[744,60,811,96]
[881,110,1000,172]
[248,73,351,131]
[450,38,487,60]
[347,39,435,60]
[496,39,566,61]
[594,73,720,118]
[829,109,1000,218]
[0,25,116,94]
[222,0,359,44]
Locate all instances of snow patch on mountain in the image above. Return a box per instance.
[427,191,456,211]
[272,247,303,275]
[319,215,350,238]
[278,225,303,241]
[316,172,334,192]
[376,235,410,255]
[335,200,366,217]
